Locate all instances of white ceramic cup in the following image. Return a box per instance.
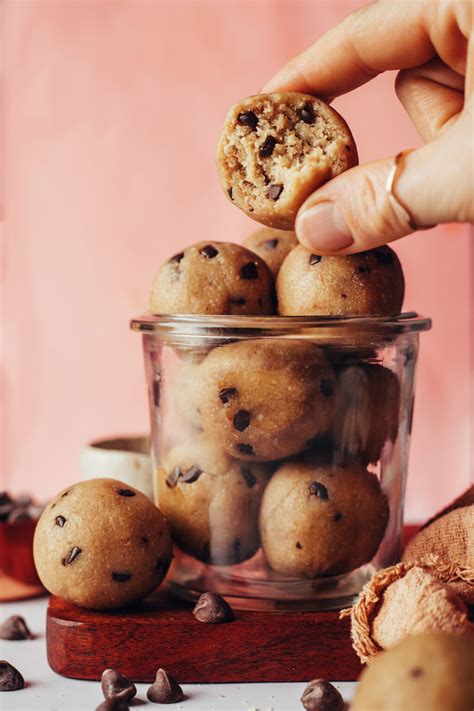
[80,435,153,499]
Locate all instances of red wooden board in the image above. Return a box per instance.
[46,525,418,683]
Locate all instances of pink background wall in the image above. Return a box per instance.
[2,0,472,521]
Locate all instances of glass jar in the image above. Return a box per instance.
[131,313,431,610]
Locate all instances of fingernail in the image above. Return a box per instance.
[297,202,353,252]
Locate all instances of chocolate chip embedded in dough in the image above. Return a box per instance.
[268,183,283,201]
[55,515,66,527]
[179,466,203,484]
[227,187,233,200]
[169,252,184,264]
[259,135,277,158]
[117,489,136,498]
[240,468,257,488]
[298,104,316,125]
[309,254,322,265]
[199,244,219,259]
[239,262,259,280]
[62,546,82,566]
[111,572,132,583]
[236,443,255,456]
[237,111,258,130]
[219,387,237,404]
[309,482,329,500]
[233,410,250,432]
[264,238,279,250]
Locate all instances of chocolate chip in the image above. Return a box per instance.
[374,247,394,265]
[96,699,130,711]
[233,409,250,432]
[320,378,334,397]
[117,489,136,497]
[152,375,161,407]
[180,465,203,483]
[0,660,25,691]
[199,244,218,259]
[62,546,82,566]
[259,135,276,157]
[111,572,132,582]
[240,468,257,488]
[101,668,137,702]
[166,467,181,488]
[236,443,254,455]
[333,512,343,522]
[193,592,234,624]
[310,254,322,265]
[169,252,184,264]
[264,238,278,250]
[298,104,316,124]
[237,111,258,130]
[309,482,329,500]
[240,262,258,280]
[357,265,371,274]
[61,490,70,497]
[268,183,283,201]
[0,616,33,641]
[141,536,149,544]
[55,515,66,527]
[227,187,233,200]
[341,293,347,299]
[296,542,303,550]
[410,667,424,678]
[219,387,237,404]
[147,669,184,704]
[301,678,344,711]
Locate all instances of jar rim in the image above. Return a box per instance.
[130,311,431,338]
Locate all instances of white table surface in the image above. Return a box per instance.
[0,597,357,711]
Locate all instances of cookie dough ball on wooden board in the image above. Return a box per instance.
[216,92,358,229]
[33,479,172,609]
[352,633,474,711]
[157,435,271,566]
[259,461,389,578]
[332,363,401,465]
[198,339,337,462]
[243,227,298,277]
[277,244,404,316]
[149,241,274,316]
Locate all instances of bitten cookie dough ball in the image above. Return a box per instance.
[332,363,401,465]
[33,479,172,609]
[352,633,474,711]
[198,340,337,462]
[277,244,404,316]
[217,92,358,229]
[243,227,298,277]
[259,461,389,577]
[157,436,271,565]
[149,241,274,316]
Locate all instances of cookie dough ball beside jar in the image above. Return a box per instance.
[33,479,172,609]
[198,339,337,462]
[217,92,358,229]
[259,461,389,578]
[157,435,271,566]
[352,633,474,711]
[149,241,274,316]
[277,244,404,316]
[243,227,298,277]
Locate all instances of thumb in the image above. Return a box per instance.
[295,111,473,255]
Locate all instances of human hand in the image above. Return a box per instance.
[263,0,473,254]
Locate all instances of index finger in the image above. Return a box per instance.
[262,1,449,100]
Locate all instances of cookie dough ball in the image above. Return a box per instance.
[198,339,337,461]
[172,361,202,430]
[243,227,298,277]
[277,244,404,316]
[33,479,172,610]
[149,241,274,316]
[259,461,389,577]
[157,436,271,566]
[332,364,400,464]
[352,633,474,711]
[217,92,358,229]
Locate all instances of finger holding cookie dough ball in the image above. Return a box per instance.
[216,92,358,229]
[198,339,337,462]
[157,435,271,566]
[277,244,404,316]
[259,461,389,578]
[243,227,298,277]
[149,241,275,316]
[33,479,172,609]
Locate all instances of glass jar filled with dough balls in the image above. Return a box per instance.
[131,314,430,610]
